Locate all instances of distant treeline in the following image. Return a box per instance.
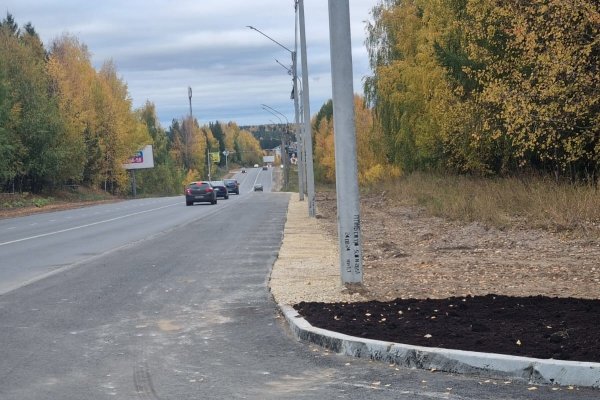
[359,0,598,182]
[0,14,263,195]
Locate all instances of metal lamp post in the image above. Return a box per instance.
[328,0,363,283]
[247,23,314,210]
[262,105,290,190]
[296,0,316,217]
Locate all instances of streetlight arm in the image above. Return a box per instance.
[261,104,289,125]
[246,25,293,54]
[275,59,293,76]
[262,107,284,125]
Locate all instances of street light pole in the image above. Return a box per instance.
[247,23,310,204]
[297,0,316,217]
[190,86,211,181]
[262,106,290,190]
[273,56,305,200]
[188,87,193,117]
[328,0,363,284]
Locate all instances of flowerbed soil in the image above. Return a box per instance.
[298,190,600,364]
[294,294,600,363]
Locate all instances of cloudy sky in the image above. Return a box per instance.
[4,0,379,128]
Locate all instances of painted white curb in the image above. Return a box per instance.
[279,304,600,388]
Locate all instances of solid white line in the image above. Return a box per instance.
[0,202,179,247]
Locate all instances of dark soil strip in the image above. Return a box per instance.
[294,294,600,363]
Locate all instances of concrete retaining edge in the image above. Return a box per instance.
[279,304,600,389]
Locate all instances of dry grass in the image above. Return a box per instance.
[0,187,119,219]
[374,172,600,236]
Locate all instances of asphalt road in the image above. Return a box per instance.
[0,169,597,399]
[0,168,273,295]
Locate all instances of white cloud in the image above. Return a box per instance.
[3,0,378,127]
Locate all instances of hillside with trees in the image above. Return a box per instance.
[0,14,262,197]
[358,0,598,182]
[1,1,598,201]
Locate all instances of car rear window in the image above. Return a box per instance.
[188,182,209,188]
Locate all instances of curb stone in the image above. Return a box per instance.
[278,304,600,389]
[271,196,600,389]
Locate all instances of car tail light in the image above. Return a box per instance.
[185,188,191,195]
[206,187,213,193]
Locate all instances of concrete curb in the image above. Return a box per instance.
[279,304,600,389]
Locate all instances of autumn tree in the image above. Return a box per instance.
[134,101,183,195]
[365,0,453,173]
[313,107,335,183]
[88,61,150,193]
[462,0,599,180]
[0,15,78,192]
[47,34,95,183]
[365,0,599,180]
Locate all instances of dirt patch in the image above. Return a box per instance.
[295,295,600,362]
[0,199,121,220]
[294,190,600,362]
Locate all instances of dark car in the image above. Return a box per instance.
[185,181,217,206]
[223,179,239,195]
[210,181,229,199]
[253,183,263,192]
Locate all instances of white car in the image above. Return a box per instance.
[253,164,259,168]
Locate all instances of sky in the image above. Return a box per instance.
[3,0,379,128]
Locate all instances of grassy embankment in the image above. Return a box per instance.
[370,173,600,236]
[313,171,598,237]
[3,171,598,239]
[0,186,117,217]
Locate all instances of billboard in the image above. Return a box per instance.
[123,145,155,170]
[210,152,221,164]
[263,155,275,164]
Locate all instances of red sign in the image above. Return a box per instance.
[128,151,143,164]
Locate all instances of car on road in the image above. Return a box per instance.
[241,168,246,173]
[253,164,259,168]
[253,183,263,192]
[223,179,239,195]
[262,165,268,170]
[210,181,229,199]
[185,181,217,206]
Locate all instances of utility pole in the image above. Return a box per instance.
[328,0,363,284]
[188,87,193,117]
[262,105,290,190]
[292,53,305,201]
[248,23,306,200]
[188,86,210,181]
[187,87,196,175]
[298,0,316,217]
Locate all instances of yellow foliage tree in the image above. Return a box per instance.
[464,0,599,179]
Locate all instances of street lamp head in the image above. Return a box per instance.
[275,59,293,76]
[246,24,293,54]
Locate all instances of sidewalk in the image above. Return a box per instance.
[269,196,600,389]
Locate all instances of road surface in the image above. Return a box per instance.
[0,168,597,399]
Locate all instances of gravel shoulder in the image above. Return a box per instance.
[271,192,600,304]
[269,193,600,366]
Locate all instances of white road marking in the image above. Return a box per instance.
[0,203,179,247]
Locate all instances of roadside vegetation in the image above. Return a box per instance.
[0,14,263,198]
[0,187,116,218]
[374,173,600,236]
[310,1,598,237]
[2,1,598,234]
